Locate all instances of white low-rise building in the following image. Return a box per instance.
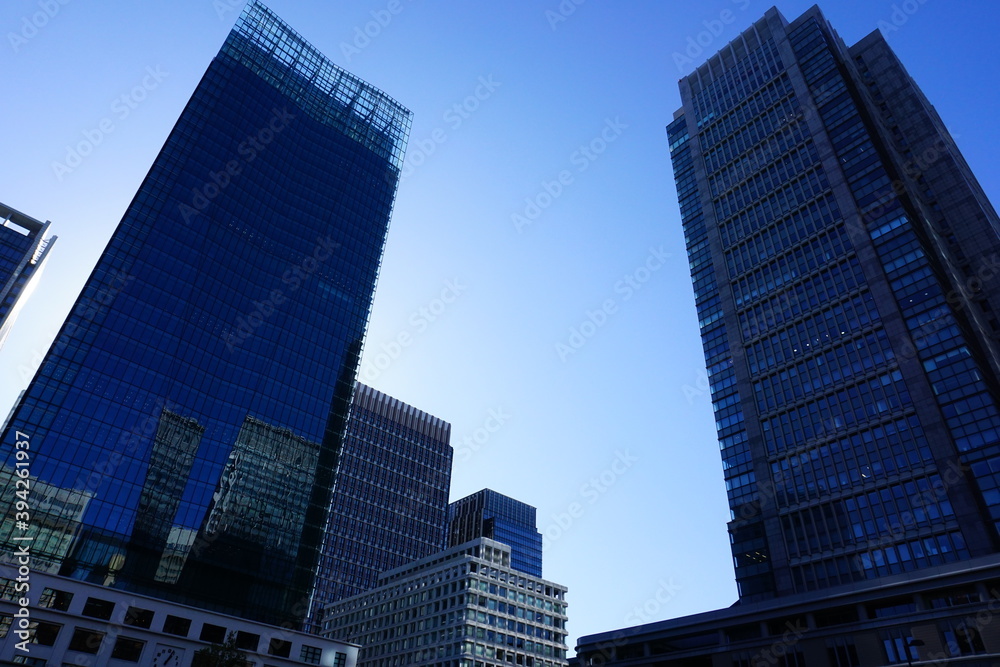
[323,538,568,667]
[0,568,358,667]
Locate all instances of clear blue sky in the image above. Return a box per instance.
[2,0,999,654]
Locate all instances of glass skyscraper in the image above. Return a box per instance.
[448,489,543,578]
[306,382,453,633]
[0,0,410,628]
[668,6,1000,601]
[0,202,55,351]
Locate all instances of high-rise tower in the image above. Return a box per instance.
[668,6,1000,601]
[306,383,453,633]
[0,202,56,351]
[448,489,544,578]
[0,0,410,627]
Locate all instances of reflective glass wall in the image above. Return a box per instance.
[0,0,410,627]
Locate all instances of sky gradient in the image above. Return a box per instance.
[2,0,999,654]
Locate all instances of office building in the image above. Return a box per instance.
[668,5,1000,601]
[0,202,55,351]
[323,538,569,667]
[306,383,453,633]
[574,556,1000,666]
[0,570,359,666]
[449,490,544,579]
[0,0,410,628]
[576,5,1000,665]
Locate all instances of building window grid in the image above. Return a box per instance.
[733,224,853,309]
[753,328,895,413]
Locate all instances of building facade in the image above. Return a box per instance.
[0,569,358,667]
[448,490,544,578]
[306,383,453,633]
[323,538,569,667]
[0,202,55,351]
[574,555,1000,667]
[577,4,1000,665]
[0,0,410,628]
[667,5,1000,602]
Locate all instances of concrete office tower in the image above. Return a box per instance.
[0,0,410,627]
[0,201,55,350]
[667,5,1000,601]
[306,383,453,633]
[323,538,569,667]
[449,489,544,578]
[575,6,1000,666]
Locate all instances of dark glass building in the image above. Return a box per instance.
[0,0,410,627]
[667,6,1000,602]
[306,382,453,633]
[0,202,56,351]
[448,489,543,577]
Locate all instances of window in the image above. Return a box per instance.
[32,621,61,647]
[37,588,73,612]
[236,631,260,651]
[333,652,347,667]
[929,587,979,609]
[881,628,919,664]
[68,628,106,654]
[300,645,322,664]
[81,597,115,620]
[124,606,154,628]
[112,637,145,662]
[868,596,917,618]
[0,578,18,601]
[0,613,12,638]
[163,614,191,637]
[11,657,47,666]
[200,623,226,644]
[269,638,291,657]
[942,620,986,657]
[826,637,860,667]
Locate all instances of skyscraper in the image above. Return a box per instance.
[574,6,1000,665]
[0,0,410,628]
[448,489,544,578]
[666,5,1000,602]
[0,201,56,351]
[306,382,453,633]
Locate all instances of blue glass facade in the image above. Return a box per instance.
[671,7,1000,600]
[306,383,453,633]
[0,203,55,351]
[0,1,410,627]
[448,489,543,578]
